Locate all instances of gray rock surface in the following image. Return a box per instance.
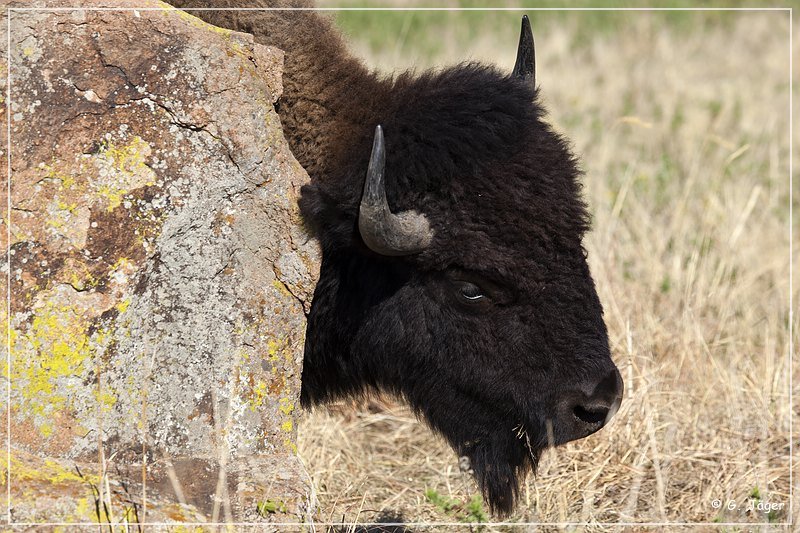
[0,0,320,526]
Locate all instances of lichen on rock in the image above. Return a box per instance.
[1,0,319,525]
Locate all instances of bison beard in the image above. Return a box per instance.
[169,1,622,515]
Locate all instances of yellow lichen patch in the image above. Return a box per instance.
[249,379,268,411]
[173,6,233,38]
[57,201,77,213]
[93,388,117,413]
[266,338,282,362]
[61,174,76,190]
[50,257,99,294]
[278,397,294,416]
[115,298,131,314]
[90,136,156,212]
[42,459,92,485]
[109,257,132,272]
[119,505,136,524]
[40,161,79,191]
[283,438,298,455]
[5,452,100,486]
[271,278,292,298]
[11,299,95,436]
[264,334,294,367]
[169,525,209,533]
[65,265,97,292]
[94,184,126,212]
[73,497,93,521]
[279,397,295,445]
[102,136,151,176]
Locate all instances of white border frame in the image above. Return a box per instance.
[2,5,793,529]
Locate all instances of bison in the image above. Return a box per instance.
[170,1,623,514]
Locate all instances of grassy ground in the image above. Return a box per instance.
[297,5,796,530]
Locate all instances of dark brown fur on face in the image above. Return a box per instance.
[168,1,622,515]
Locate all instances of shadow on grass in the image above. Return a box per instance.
[328,511,414,533]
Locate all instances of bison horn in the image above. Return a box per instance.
[358,125,433,256]
[512,15,535,87]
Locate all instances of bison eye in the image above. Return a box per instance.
[458,281,484,301]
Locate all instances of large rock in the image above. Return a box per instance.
[0,0,320,526]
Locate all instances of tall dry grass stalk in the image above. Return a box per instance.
[298,11,796,529]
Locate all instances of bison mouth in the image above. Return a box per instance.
[461,393,621,515]
[458,422,547,515]
[414,369,622,515]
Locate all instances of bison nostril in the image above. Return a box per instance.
[573,404,610,425]
[555,367,624,445]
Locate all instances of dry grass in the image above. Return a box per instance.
[298,9,796,531]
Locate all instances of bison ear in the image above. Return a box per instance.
[512,15,535,88]
[298,183,359,252]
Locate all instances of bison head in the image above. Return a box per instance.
[299,16,623,514]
